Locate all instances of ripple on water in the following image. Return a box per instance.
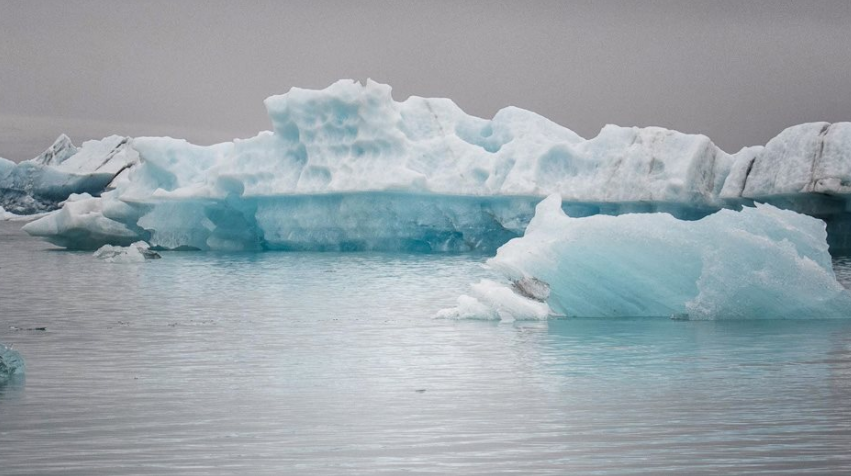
[1,221,851,475]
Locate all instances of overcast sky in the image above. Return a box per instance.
[1,0,850,161]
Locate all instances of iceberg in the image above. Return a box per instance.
[0,344,25,384]
[0,135,138,216]
[722,122,851,200]
[14,80,851,252]
[439,195,851,320]
[93,241,161,263]
[20,80,739,251]
[720,122,851,251]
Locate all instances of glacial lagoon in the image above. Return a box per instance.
[2,220,851,475]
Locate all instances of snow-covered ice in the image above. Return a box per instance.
[439,195,851,320]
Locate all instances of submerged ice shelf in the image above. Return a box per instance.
[439,195,851,320]
[8,79,851,252]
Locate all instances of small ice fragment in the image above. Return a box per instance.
[94,241,161,263]
[0,344,25,384]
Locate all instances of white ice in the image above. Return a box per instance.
[439,194,851,320]
[15,79,851,252]
[93,241,160,263]
[732,122,851,198]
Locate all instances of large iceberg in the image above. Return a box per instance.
[0,135,138,216]
[21,80,738,251]
[439,195,851,320]
[15,79,851,252]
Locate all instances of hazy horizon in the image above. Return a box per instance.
[2,0,851,161]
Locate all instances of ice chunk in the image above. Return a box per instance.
[93,241,160,263]
[31,134,78,166]
[0,344,25,384]
[741,122,851,198]
[23,193,140,249]
[441,195,851,320]
[24,80,736,251]
[53,136,138,178]
[718,123,851,251]
[143,82,732,203]
[15,82,851,251]
[435,279,552,321]
[1,135,140,216]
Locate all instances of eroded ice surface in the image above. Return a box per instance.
[0,344,25,384]
[17,80,851,252]
[439,195,851,320]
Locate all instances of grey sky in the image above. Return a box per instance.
[1,0,850,161]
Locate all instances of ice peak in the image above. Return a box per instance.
[31,133,77,166]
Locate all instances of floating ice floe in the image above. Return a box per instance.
[438,194,851,320]
[0,344,25,384]
[93,241,161,263]
[13,80,851,252]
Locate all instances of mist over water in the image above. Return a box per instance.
[2,221,851,474]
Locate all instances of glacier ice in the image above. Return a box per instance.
[719,122,851,251]
[11,79,851,252]
[439,195,851,320]
[17,80,738,251]
[0,344,25,384]
[729,122,851,199]
[93,241,160,263]
[23,193,141,249]
[0,135,138,216]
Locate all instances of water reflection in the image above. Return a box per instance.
[0,374,25,401]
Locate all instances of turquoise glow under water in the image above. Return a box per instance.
[1,221,850,474]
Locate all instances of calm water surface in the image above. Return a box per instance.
[1,221,851,475]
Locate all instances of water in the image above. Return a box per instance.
[1,220,851,475]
